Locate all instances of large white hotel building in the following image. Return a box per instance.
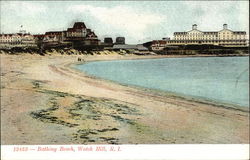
[169,24,247,46]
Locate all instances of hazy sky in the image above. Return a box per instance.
[0,1,249,44]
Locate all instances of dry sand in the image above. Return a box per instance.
[0,53,249,144]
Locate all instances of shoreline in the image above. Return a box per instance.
[72,64,249,112]
[1,53,249,144]
[71,55,249,112]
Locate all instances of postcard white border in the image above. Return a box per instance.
[1,144,249,160]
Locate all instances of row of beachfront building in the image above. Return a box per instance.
[0,22,100,47]
[0,23,248,51]
[151,24,248,50]
[0,22,126,48]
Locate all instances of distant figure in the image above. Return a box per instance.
[77,57,85,62]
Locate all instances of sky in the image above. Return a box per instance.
[0,1,249,44]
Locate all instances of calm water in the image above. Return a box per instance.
[75,57,249,107]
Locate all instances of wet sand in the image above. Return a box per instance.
[1,53,249,144]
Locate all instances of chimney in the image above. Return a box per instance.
[223,24,228,30]
[192,24,197,30]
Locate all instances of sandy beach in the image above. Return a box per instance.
[1,53,249,144]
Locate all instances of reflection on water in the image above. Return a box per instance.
[76,56,249,107]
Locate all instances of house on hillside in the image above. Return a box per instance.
[151,40,168,51]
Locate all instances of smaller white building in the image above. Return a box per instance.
[0,33,35,45]
[0,34,22,44]
[22,34,35,44]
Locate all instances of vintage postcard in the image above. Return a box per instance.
[0,1,249,160]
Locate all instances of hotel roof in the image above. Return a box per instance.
[73,22,86,29]
[45,31,62,35]
[152,40,167,44]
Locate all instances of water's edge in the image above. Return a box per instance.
[69,58,249,112]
